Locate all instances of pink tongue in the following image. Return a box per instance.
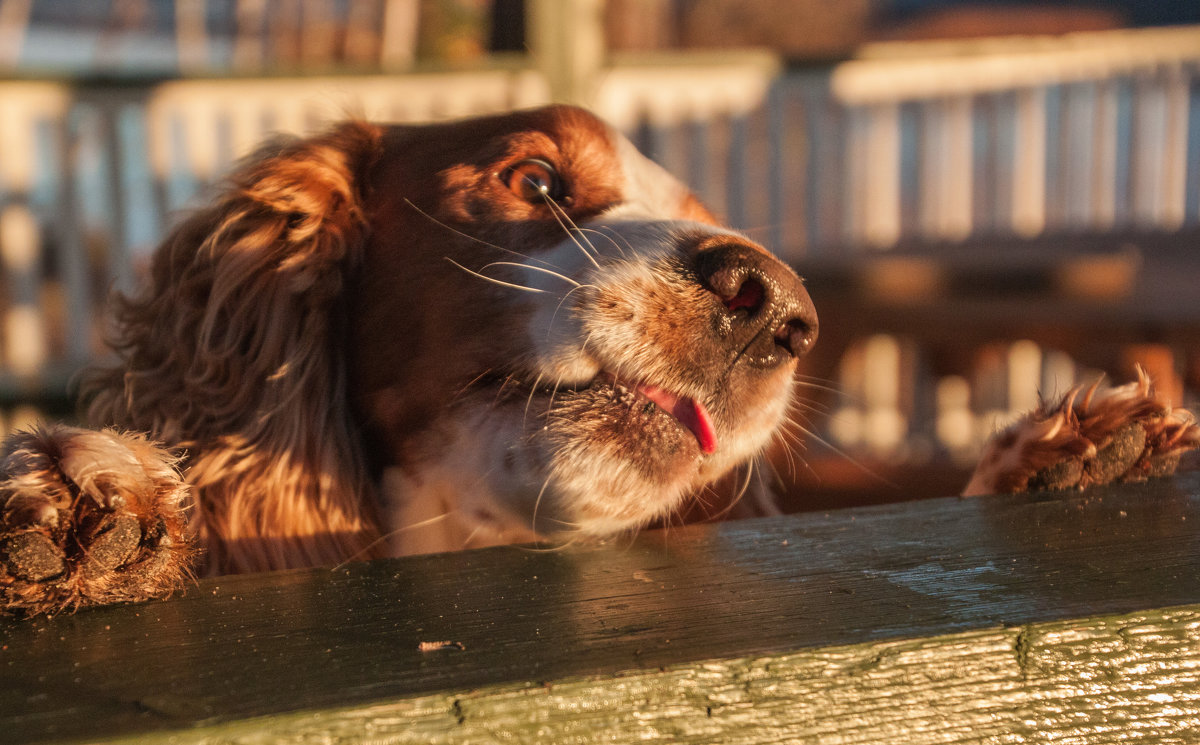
[638,384,718,454]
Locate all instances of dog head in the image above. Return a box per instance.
[349,105,817,550]
[88,104,816,568]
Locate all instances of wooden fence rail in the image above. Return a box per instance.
[3,470,1200,744]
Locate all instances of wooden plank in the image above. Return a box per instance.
[3,470,1200,744]
[123,608,1200,744]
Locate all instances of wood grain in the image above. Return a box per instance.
[3,471,1200,744]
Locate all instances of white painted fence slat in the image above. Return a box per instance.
[1012,86,1047,236]
[1162,68,1191,231]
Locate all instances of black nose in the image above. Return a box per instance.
[695,242,818,366]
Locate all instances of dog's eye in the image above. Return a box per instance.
[502,159,566,204]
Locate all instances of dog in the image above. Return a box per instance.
[1,105,1196,616]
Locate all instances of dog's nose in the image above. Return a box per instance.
[696,242,818,366]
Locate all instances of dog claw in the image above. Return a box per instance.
[1028,458,1084,492]
[967,372,1199,496]
[1085,422,1147,486]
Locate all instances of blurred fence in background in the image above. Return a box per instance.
[2,21,1199,474]
[0,0,438,74]
[621,26,1200,257]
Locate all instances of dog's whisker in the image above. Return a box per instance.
[576,226,630,259]
[403,199,515,253]
[404,199,512,251]
[452,368,498,401]
[543,196,601,269]
[444,257,549,294]
[784,417,897,490]
[788,399,833,418]
[752,462,784,516]
[520,530,585,554]
[545,379,564,418]
[530,475,552,538]
[761,457,790,498]
[774,425,808,455]
[405,198,574,273]
[493,374,522,407]
[589,224,639,258]
[546,284,596,340]
[774,431,800,480]
[690,485,715,511]
[791,378,844,398]
[460,524,485,550]
[772,426,818,483]
[479,261,582,288]
[523,373,546,424]
[702,461,758,523]
[554,204,606,260]
[782,398,824,427]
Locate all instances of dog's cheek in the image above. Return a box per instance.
[347,257,540,468]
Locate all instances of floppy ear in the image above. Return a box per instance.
[84,121,386,573]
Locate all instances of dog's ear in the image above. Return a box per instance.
[84,122,386,573]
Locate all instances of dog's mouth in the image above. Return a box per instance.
[598,372,718,455]
[488,370,719,456]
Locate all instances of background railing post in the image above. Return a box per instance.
[528,0,606,107]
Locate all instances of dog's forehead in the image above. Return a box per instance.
[400,105,616,163]
[401,105,709,221]
[528,106,710,222]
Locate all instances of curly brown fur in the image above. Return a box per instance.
[81,122,387,575]
[2,123,390,614]
[0,425,195,616]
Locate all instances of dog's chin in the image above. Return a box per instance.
[486,371,771,537]
[409,356,793,549]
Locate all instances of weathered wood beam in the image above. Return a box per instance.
[3,471,1200,743]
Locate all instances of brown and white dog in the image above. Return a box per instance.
[0,105,1195,615]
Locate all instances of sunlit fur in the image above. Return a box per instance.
[84,124,386,573]
[345,106,815,556]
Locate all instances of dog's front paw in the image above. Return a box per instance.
[1,425,196,616]
[964,371,1199,496]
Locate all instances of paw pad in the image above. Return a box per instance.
[2,532,64,582]
[1,425,196,616]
